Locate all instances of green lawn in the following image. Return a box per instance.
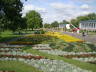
[0,30,22,42]
[23,47,96,72]
[0,61,43,72]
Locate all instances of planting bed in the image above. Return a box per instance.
[0,46,93,72]
[32,44,96,64]
[1,32,96,72]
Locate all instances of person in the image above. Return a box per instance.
[82,32,86,37]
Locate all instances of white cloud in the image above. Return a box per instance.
[81,11,90,15]
[80,4,91,10]
[48,2,95,23]
[50,2,74,9]
[73,0,95,3]
[22,4,47,17]
[49,2,77,22]
[22,1,96,23]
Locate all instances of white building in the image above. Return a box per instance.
[59,24,71,29]
[59,24,66,28]
[79,20,96,31]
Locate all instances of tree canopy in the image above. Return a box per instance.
[0,0,26,31]
[60,20,69,24]
[44,23,51,28]
[51,21,59,28]
[25,10,43,30]
[71,13,96,27]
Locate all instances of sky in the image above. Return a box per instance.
[21,0,96,23]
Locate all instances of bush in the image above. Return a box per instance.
[34,30,45,34]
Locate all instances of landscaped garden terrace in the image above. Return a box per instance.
[0,30,96,72]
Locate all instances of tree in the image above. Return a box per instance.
[25,10,43,30]
[71,19,78,27]
[44,23,51,28]
[51,21,59,28]
[0,0,23,31]
[19,17,27,30]
[60,20,69,24]
[71,13,96,27]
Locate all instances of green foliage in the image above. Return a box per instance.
[60,20,69,24]
[0,61,43,72]
[0,0,27,31]
[44,23,51,28]
[34,30,46,34]
[0,30,21,42]
[43,37,96,52]
[15,35,54,45]
[26,10,43,30]
[24,48,96,72]
[71,13,96,27]
[51,21,59,28]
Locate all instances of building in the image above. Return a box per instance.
[59,24,71,31]
[79,20,96,31]
[59,24,66,28]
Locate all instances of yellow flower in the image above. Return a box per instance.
[45,32,83,42]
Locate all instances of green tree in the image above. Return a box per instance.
[71,13,96,27]
[19,17,27,30]
[44,23,51,28]
[71,19,78,27]
[26,10,43,30]
[0,0,23,31]
[60,20,69,24]
[51,21,59,28]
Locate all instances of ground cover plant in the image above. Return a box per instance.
[9,34,57,45]
[0,46,94,72]
[9,32,96,52]
[0,31,96,72]
[23,47,96,72]
[0,61,43,72]
[0,30,22,43]
[0,46,95,72]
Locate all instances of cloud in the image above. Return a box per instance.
[49,2,77,21]
[50,2,74,9]
[22,1,96,23]
[22,4,47,17]
[72,0,95,3]
[80,4,91,10]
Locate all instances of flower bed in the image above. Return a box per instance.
[39,49,96,56]
[9,41,33,45]
[25,59,91,72]
[0,70,15,72]
[32,44,52,50]
[0,47,23,49]
[72,57,96,62]
[45,32,83,42]
[60,54,96,58]
[0,47,44,60]
[8,34,55,45]
[0,55,44,60]
[0,46,94,72]
[0,58,92,72]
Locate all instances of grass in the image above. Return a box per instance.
[23,47,96,72]
[0,61,43,72]
[0,30,22,42]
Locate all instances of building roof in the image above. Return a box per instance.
[80,20,96,23]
